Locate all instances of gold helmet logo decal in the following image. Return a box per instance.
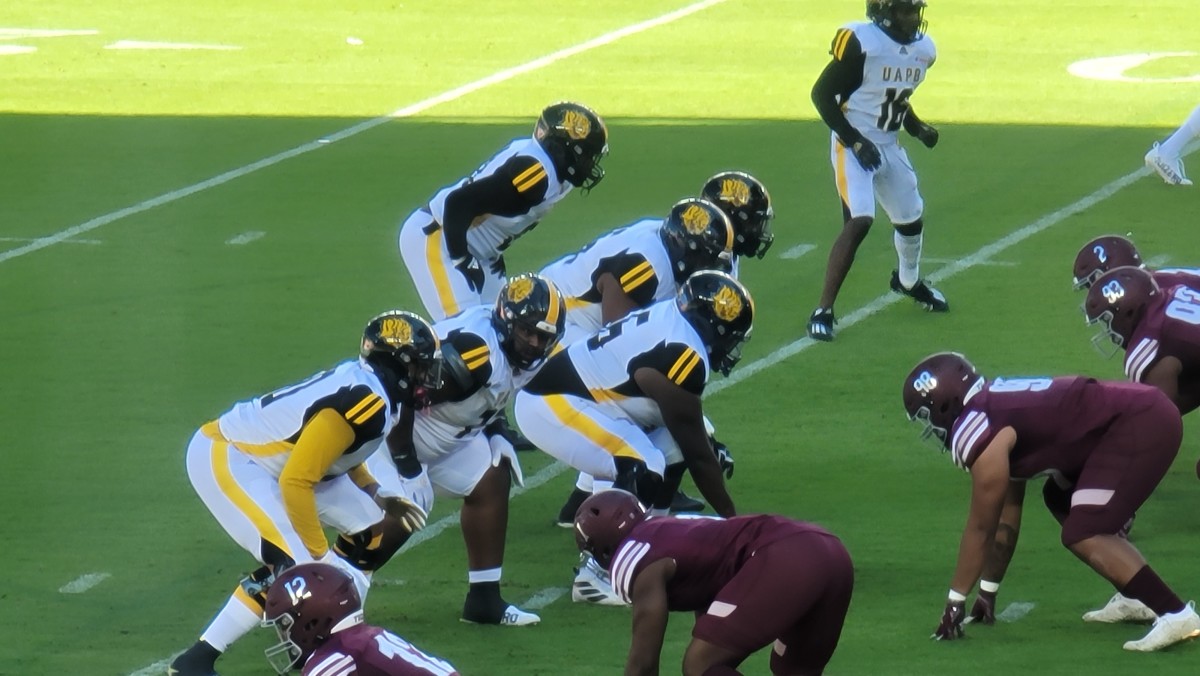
[380,317,414,345]
[560,109,591,141]
[719,179,751,207]
[681,203,711,235]
[712,284,743,321]
[508,276,535,302]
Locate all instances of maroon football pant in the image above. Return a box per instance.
[1056,395,1182,546]
[692,531,854,675]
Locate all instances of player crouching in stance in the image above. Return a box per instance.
[574,490,854,675]
[261,563,458,675]
[903,352,1200,651]
[170,312,441,676]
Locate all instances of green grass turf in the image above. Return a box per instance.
[2,0,1199,674]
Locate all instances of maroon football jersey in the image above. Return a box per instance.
[1124,284,1200,385]
[1152,268,1200,291]
[949,376,1162,481]
[608,515,838,610]
[303,624,458,676]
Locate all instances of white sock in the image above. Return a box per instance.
[199,594,262,652]
[895,231,923,289]
[468,567,502,584]
[1159,104,1200,158]
[574,472,594,492]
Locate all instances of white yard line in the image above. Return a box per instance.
[998,602,1036,623]
[1,0,731,268]
[225,230,265,245]
[58,572,111,593]
[780,243,817,260]
[923,256,1016,267]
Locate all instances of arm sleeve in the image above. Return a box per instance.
[441,155,550,260]
[594,252,659,308]
[811,29,867,146]
[279,408,357,558]
[902,106,925,135]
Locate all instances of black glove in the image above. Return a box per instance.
[932,600,966,640]
[912,122,939,149]
[968,589,997,625]
[850,138,882,171]
[711,438,734,479]
[452,255,484,293]
[488,255,506,278]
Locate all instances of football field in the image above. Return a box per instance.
[2,1,1199,674]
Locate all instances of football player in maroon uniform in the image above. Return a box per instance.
[262,563,459,675]
[902,352,1200,651]
[1071,234,1200,292]
[1084,266,1200,417]
[574,490,854,675]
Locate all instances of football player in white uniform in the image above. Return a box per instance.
[397,101,608,321]
[514,271,754,604]
[170,312,442,676]
[806,0,947,342]
[372,273,567,626]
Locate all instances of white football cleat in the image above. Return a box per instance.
[1144,143,1193,186]
[1083,593,1156,623]
[498,604,541,627]
[572,558,627,606]
[1123,601,1200,652]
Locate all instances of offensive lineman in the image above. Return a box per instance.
[170,312,441,676]
[397,102,608,321]
[806,0,947,342]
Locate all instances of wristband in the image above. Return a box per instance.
[980,580,1000,594]
[948,589,967,603]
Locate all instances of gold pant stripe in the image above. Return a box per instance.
[212,438,293,560]
[545,394,641,460]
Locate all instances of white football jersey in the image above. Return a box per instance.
[839,21,936,146]
[413,306,532,456]
[216,360,396,477]
[547,299,710,429]
[540,218,677,341]
[426,137,573,261]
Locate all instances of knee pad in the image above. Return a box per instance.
[894,219,923,237]
[334,520,412,573]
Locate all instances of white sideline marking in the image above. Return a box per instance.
[924,256,1016,268]
[523,587,569,610]
[998,602,1036,623]
[0,236,100,245]
[106,40,240,51]
[2,0,731,268]
[59,572,111,593]
[129,653,181,676]
[0,45,35,55]
[0,28,99,40]
[1145,254,1171,268]
[226,230,265,245]
[780,243,817,260]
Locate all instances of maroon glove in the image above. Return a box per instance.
[969,589,997,625]
[932,601,966,640]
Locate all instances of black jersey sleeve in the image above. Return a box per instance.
[441,154,550,259]
[440,330,493,402]
[593,251,659,308]
[811,29,867,146]
[628,341,707,396]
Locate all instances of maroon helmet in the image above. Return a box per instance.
[902,352,983,449]
[573,490,647,570]
[1083,266,1159,356]
[1072,235,1143,290]
[262,563,363,674]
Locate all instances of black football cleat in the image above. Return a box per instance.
[890,270,949,312]
[555,487,591,528]
[807,307,836,342]
[167,641,220,676]
[669,490,705,514]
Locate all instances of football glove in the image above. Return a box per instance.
[488,255,507,278]
[912,123,939,149]
[968,589,997,625]
[452,255,485,293]
[711,438,734,479]
[375,495,428,534]
[850,138,882,171]
[932,600,966,640]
